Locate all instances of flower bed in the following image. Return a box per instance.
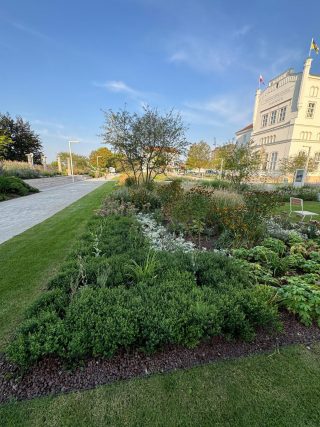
[7,211,280,367]
[6,182,320,369]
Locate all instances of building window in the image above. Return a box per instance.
[270,110,277,125]
[262,154,268,171]
[300,131,312,140]
[261,114,268,127]
[269,152,278,171]
[310,86,319,97]
[306,102,315,118]
[279,106,287,122]
[315,152,320,169]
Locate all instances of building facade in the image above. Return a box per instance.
[239,58,320,181]
[235,123,253,146]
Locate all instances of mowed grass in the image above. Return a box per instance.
[1,343,320,426]
[275,200,320,222]
[0,182,114,351]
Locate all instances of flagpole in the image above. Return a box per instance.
[309,38,313,57]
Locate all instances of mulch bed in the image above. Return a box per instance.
[1,312,320,404]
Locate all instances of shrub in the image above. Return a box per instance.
[124,176,136,187]
[98,197,137,217]
[277,185,319,202]
[194,251,252,290]
[201,179,232,190]
[65,286,140,359]
[7,310,66,366]
[156,180,184,206]
[129,186,161,211]
[0,176,39,199]
[218,285,280,341]
[277,279,320,326]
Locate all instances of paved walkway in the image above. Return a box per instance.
[0,179,106,244]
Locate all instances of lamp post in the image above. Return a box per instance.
[68,140,80,183]
[96,155,102,169]
[96,155,102,178]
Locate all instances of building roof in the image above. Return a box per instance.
[235,123,253,135]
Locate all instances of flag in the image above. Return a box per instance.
[259,74,265,85]
[310,38,319,54]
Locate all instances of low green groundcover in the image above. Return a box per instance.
[7,214,280,367]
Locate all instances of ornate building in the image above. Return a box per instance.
[237,58,320,181]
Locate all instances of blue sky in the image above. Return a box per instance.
[1,0,320,161]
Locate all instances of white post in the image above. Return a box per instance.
[68,141,74,183]
[309,38,313,58]
[68,140,79,183]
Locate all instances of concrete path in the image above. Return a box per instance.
[24,175,88,191]
[0,179,107,244]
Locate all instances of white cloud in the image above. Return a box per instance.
[93,80,152,103]
[185,94,252,127]
[168,36,235,73]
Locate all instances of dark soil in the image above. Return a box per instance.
[1,312,320,404]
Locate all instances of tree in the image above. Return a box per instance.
[0,113,43,163]
[57,152,90,174]
[101,106,188,184]
[280,152,316,176]
[88,147,114,169]
[186,141,211,172]
[0,134,13,160]
[213,143,261,186]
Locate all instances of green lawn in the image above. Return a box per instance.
[1,343,320,426]
[0,182,114,351]
[276,200,320,222]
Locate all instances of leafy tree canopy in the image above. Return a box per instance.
[88,147,114,169]
[280,152,316,175]
[212,143,261,186]
[0,113,43,163]
[57,152,90,174]
[0,134,13,160]
[101,105,188,184]
[186,141,211,171]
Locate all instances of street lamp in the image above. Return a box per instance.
[96,155,102,169]
[68,140,80,183]
[96,155,102,178]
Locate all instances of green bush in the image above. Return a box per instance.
[218,285,280,341]
[194,251,251,290]
[0,176,39,198]
[7,310,66,366]
[277,185,319,202]
[156,180,184,206]
[277,279,320,326]
[124,176,136,187]
[201,179,233,190]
